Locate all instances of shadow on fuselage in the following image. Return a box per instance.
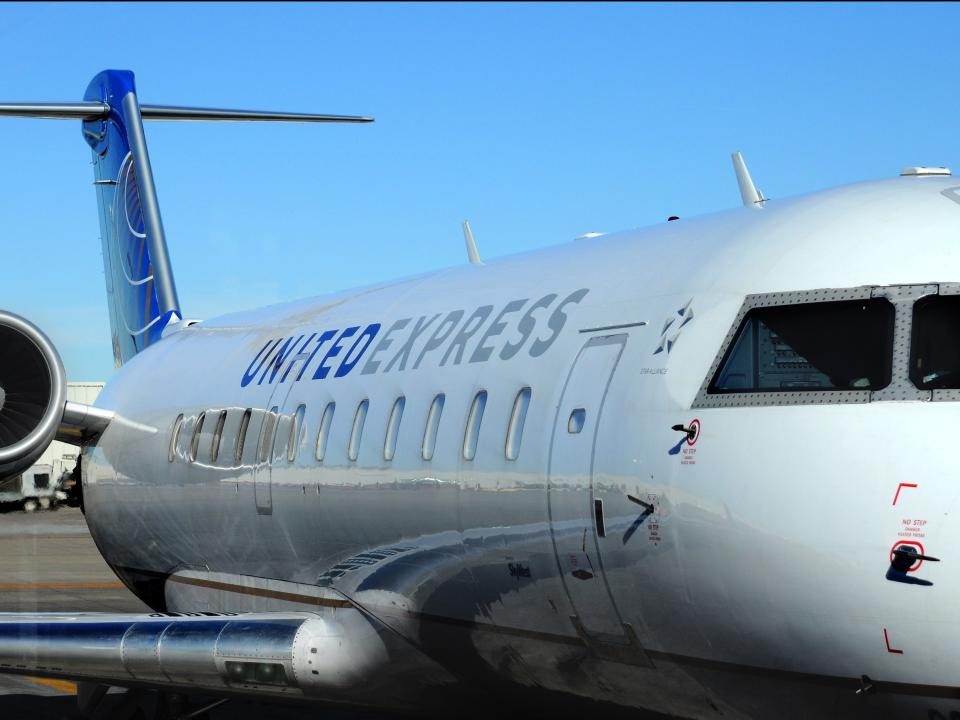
[885,566,934,587]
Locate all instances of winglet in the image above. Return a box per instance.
[463,220,483,266]
[731,151,766,207]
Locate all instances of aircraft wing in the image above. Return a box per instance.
[0,609,402,702]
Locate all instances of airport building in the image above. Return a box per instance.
[36,382,104,482]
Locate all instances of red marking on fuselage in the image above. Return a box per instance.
[890,540,926,573]
[893,483,918,506]
[884,628,904,654]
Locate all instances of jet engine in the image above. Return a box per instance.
[0,311,66,479]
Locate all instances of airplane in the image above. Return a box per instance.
[0,68,955,720]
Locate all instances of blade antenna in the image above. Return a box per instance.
[463,220,483,266]
[731,151,766,208]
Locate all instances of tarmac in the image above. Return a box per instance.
[0,506,388,720]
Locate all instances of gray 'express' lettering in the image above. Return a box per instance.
[384,314,440,372]
[414,310,464,369]
[500,294,556,360]
[470,299,527,363]
[441,305,493,366]
[529,288,590,357]
[361,318,411,375]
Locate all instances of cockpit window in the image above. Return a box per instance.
[911,295,960,389]
[709,299,894,393]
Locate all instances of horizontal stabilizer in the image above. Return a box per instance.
[140,105,373,123]
[0,102,109,119]
[0,102,372,123]
[0,69,374,368]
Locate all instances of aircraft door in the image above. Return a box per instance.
[253,404,279,514]
[253,381,297,515]
[548,334,628,641]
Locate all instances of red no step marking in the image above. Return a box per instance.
[884,628,904,655]
[892,483,918,506]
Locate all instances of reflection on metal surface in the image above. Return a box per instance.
[0,611,393,698]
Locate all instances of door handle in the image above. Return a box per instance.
[594,499,606,537]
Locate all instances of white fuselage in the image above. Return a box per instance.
[81,175,960,718]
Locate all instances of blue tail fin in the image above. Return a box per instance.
[83,70,180,368]
[0,70,372,367]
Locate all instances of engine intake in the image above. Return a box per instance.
[0,311,65,479]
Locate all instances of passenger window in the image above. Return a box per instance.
[422,394,445,461]
[189,412,205,462]
[169,414,184,462]
[384,397,405,461]
[349,400,368,462]
[316,402,335,462]
[505,388,531,460]
[463,391,487,461]
[235,409,252,464]
[710,299,894,393]
[287,404,306,462]
[210,410,227,463]
[258,406,278,463]
[911,295,960,389]
[568,408,586,434]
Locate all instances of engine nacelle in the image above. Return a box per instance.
[0,311,65,479]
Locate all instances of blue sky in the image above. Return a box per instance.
[1,2,958,379]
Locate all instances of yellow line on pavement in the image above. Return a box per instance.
[25,676,77,694]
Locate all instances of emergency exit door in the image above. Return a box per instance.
[548,334,628,641]
[253,378,298,515]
